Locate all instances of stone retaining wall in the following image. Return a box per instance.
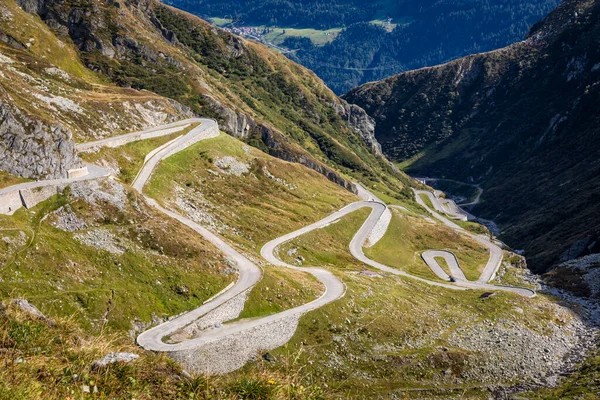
[20,186,60,209]
[67,167,89,179]
[0,185,61,215]
[181,290,250,337]
[169,314,300,374]
[0,191,24,215]
[77,124,192,152]
[365,206,391,248]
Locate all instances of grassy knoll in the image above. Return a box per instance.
[365,208,488,281]
[80,124,198,184]
[146,133,359,254]
[0,170,29,189]
[0,181,231,332]
[238,266,323,319]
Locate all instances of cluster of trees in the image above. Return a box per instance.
[168,0,560,94]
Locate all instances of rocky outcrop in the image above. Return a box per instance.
[0,32,26,49]
[18,0,117,58]
[15,0,45,15]
[560,236,597,263]
[11,299,47,320]
[5,299,55,326]
[16,0,152,61]
[335,101,382,157]
[150,14,180,46]
[201,95,252,139]
[201,94,358,193]
[0,102,81,179]
[258,125,357,193]
[91,352,139,370]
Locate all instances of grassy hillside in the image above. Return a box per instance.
[0,84,592,400]
[242,205,586,397]
[0,181,230,331]
[1,0,411,196]
[345,0,600,272]
[365,208,488,281]
[145,132,361,252]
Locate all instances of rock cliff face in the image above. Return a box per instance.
[201,94,358,191]
[0,102,80,179]
[257,124,358,193]
[335,101,382,158]
[345,0,600,271]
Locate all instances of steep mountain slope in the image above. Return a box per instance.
[0,0,193,179]
[345,0,600,272]
[0,0,410,195]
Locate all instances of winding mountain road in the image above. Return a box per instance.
[414,189,534,296]
[1,118,534,373]
[133,120,348,352]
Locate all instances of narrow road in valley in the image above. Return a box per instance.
[415,190,500,282]
[415,177,483,207]
[414,189,535,296]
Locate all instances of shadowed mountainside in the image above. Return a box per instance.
[345,0,600,272]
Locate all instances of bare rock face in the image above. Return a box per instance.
[14,0,44,15]
[11,299,46,320]
[335,100,383,157]
[202,95,253,139]
[7,299,56,326]
[259,125,358,193]
[0,102,81,179]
